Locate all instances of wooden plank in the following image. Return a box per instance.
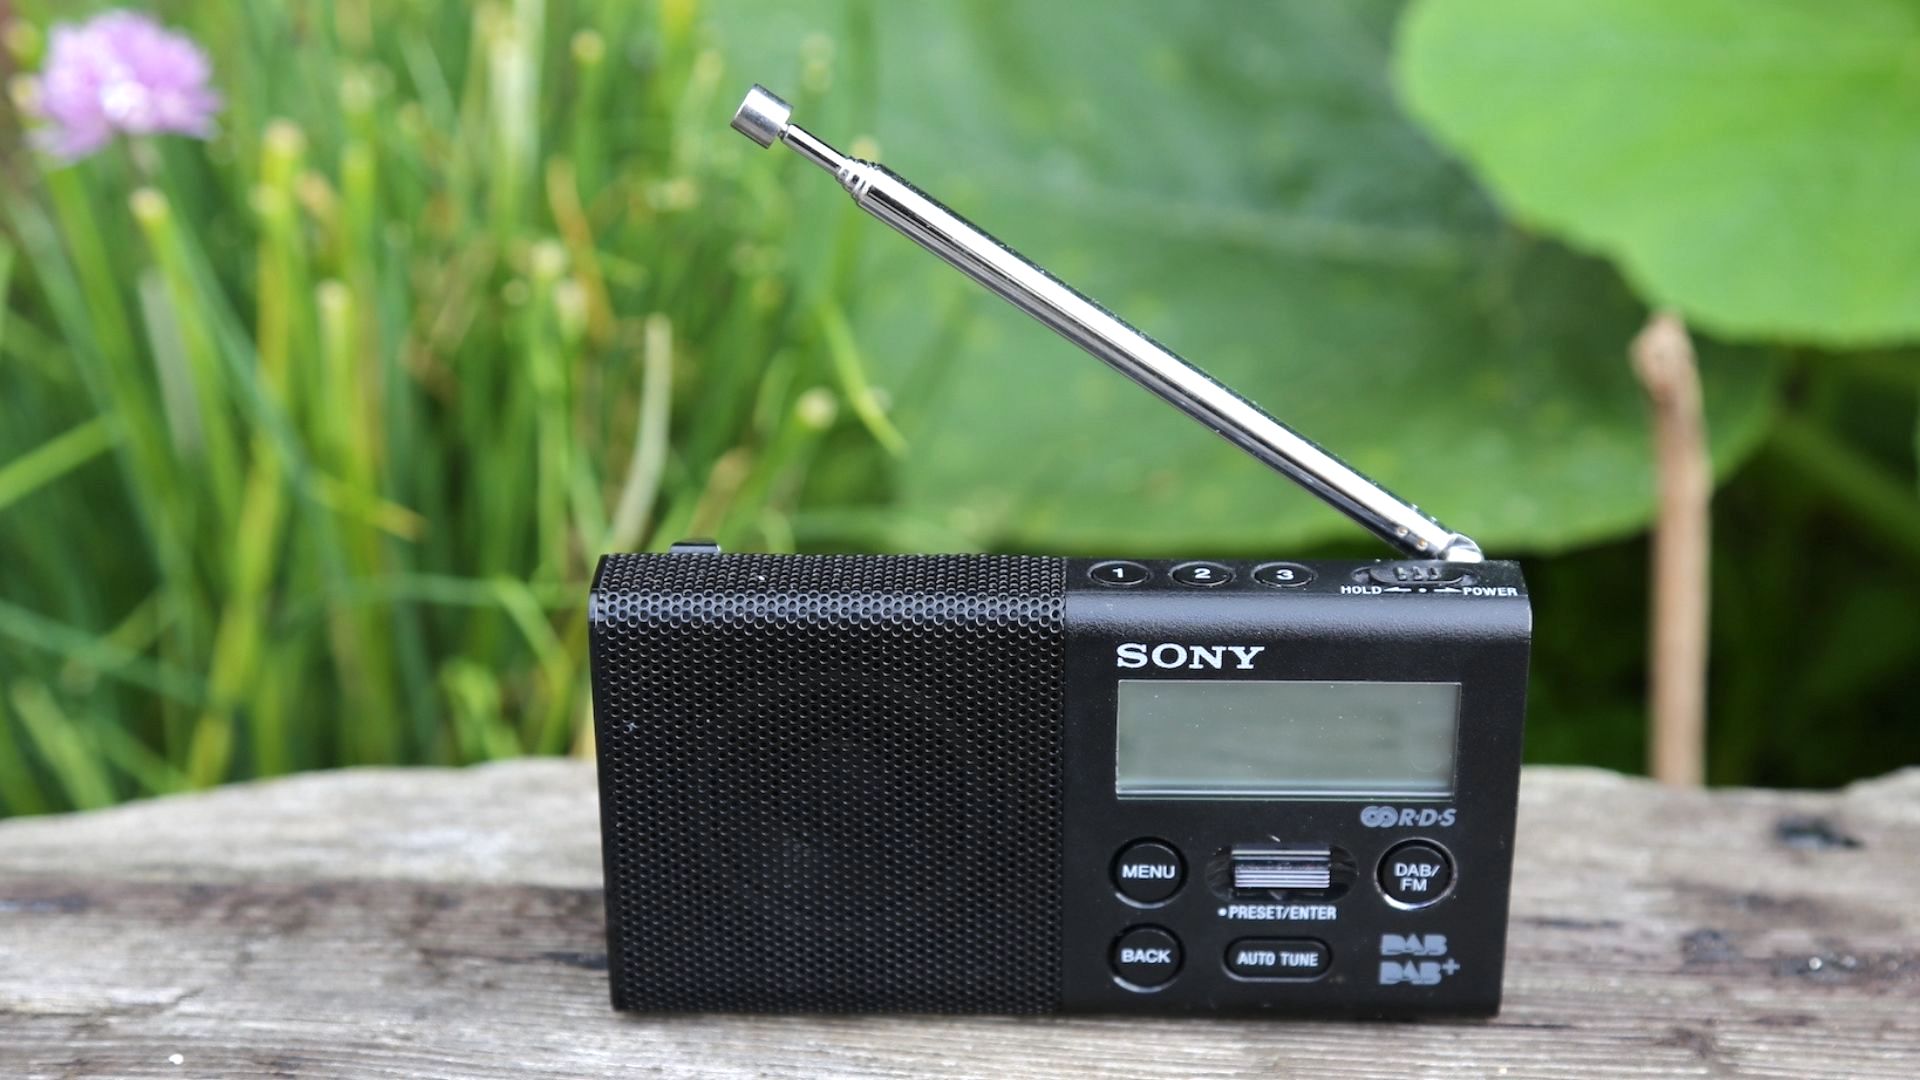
[1,762,1915,1078]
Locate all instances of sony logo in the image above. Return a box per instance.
[1116,643,1268,671]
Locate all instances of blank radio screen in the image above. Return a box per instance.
[1115,680,1460,799]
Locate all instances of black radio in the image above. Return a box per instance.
[588,87,1531,1018]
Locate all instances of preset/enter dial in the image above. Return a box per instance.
[1231,845,1333,892]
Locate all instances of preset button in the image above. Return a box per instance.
[1252,562,1314,588]
[1170,561,1233,587]
[1089,561,1150,587]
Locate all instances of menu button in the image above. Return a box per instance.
[1113,839,1185,904]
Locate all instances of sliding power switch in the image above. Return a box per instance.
[1231,845,1334,893]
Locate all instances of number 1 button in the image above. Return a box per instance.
[1090,561,1150,586]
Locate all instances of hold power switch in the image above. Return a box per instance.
[1357,560,1470,586]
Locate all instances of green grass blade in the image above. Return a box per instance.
[9,681,116,811]
[43,167,139,365]
[489,576,572,753]
[129,187,243,526]
[1771,413,1920,567]
[278,574,581,630]
[0,598,210,708]
[0,698,55,816]
[816,301,906,456]
[441,659,523,763]
[0,417,119,514]
[90,713,190,798]
[0,237,13,355]
[606,314,674,550]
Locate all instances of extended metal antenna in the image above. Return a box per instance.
[731,85,1483,563]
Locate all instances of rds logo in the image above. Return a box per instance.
[1360,805,1457,828]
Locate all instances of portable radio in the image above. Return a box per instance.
[587,86,1530,1017]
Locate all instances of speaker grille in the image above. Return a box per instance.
[590,553,1066,1012]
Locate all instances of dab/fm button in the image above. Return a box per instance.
[1378,840,1454,908]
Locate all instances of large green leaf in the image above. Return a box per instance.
[704,1,1779,554]
[1397,0,1920,347]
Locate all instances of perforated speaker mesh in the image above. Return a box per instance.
[590,553,1066,1012]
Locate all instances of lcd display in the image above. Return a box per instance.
[1115,680,1460,799]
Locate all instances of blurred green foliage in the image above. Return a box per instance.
[1399,0,1920,346]
[0,0,1916,816]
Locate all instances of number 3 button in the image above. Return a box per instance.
[1252,562,1315,588]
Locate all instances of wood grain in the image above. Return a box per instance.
[2,761,1915,1078]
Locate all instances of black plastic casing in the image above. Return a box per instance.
[589,552,1529,1017]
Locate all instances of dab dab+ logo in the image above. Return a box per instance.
[1360,805,1457,828]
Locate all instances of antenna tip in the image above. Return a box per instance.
[1438,535,1486,564]
[731,84,792,148]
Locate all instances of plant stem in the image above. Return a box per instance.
[1631,313,1710,788]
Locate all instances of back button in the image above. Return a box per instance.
[1111,926,1182,990]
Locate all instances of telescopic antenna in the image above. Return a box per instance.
[731,85,1484,563]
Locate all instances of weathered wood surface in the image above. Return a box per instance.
[1,762,1915,1079]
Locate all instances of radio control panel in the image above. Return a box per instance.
[1062,557,1529,1017]
[1089,557,1510,597]
[1104,835,1456,988]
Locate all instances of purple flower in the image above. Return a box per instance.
[32,10,222,160]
